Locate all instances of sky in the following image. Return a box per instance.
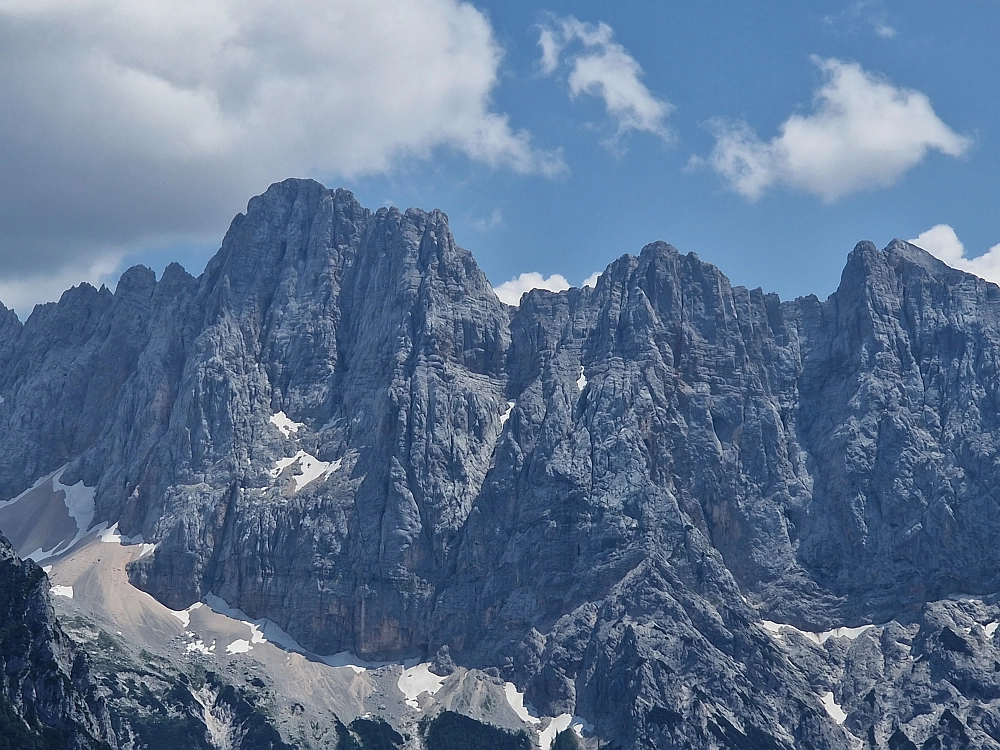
[0,0,998,316]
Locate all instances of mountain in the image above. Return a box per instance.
[0,534,113,749]
[3,178,1000,747]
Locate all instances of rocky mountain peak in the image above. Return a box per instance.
[6,181,1000,747]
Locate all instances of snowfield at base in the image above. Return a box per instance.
[319,651,398,673]
[760,620,875,645]
[205,594,269,648]
[503,682,540,724]
[50,585,73,598]
[820,692,848,724]
[168,602,203,628]
[499,401,515,429]
[203,594,382,669]
[504,683,592,744]
[26,544,67,564]
[98,522,145,546]
[226,639,252,654]
[270,450,340,492]
[576,366,587,390]
[270,411,305,438]
[538,714,590,748]
[15,466,97,563]
[54,468,95,546]
[397,663,445,710]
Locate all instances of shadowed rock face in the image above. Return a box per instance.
[0,535,114,749]
[6,179,1000,747]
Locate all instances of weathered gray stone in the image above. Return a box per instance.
[0,534,115,748]
[7,180,1000,747]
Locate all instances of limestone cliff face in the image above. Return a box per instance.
[6,179,1000,746]
[0,535,114,749]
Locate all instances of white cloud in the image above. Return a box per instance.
[874,23,896,39]
[493,272,570,305]
[582,272,601,288]
[537,16,671,145]
[909,225,1000,284]
[823,2,897,40]
[470,209,504,232]
[703,57,969,201]
[0,0,562,309]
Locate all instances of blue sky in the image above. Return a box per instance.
[0,0,996,314]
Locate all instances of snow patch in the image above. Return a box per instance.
[270,411,305,438]
[319,651,397,673]
[820,692,847,724]
[25,546,63,563]
[761,620,875,645]
[204,594,267,649]
[986,622,999,638]
[54,468,96,545]
[203,594,314,656]
[20,467,97,562]
[503,682,540,725]
[41,565,52,574]
[538,714,590,749]
[499,401,515,429]
[269,450,338,492]
[185,637,216,655]
[576,366,587,390]
[169,602,204,628]
[397,663,445,710]
[51,585,73,598]
[99,522,144,546]
[98,523,122,544]
[226,639,252,654]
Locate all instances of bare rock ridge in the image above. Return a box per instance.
[4,178,1000,746]
[0,534,113,749]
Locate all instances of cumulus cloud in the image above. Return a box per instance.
[909,225,1000,284]
[703,57,969,201]
[493,272,571,305]
[537,16,671,146]
[493,270,603,305]
[0,0,561,309]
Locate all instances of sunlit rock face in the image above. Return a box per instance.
[5,179,1000,747]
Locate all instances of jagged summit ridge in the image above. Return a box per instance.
[3,179,1000,748]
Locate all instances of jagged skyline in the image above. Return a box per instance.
[0,2,996,316]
